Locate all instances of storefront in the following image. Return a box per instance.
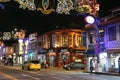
[99,52,108,72]
[58,49,71,67]
[85,49,96,72]
[48,52,56,67]
[107,49,120,72]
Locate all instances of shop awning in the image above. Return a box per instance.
[38,52,47,54]
[107,49,120,53]
[85,49,95,54]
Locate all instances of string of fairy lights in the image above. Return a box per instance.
[0,0,100,16]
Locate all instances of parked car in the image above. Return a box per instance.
[63,62,85,70]
[22,60,41,70]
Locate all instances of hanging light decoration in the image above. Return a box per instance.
[0,0,10,2]
[74,0,99,16]
[37,0,55,15]
[56,0,73,15]
[14,0,36,11]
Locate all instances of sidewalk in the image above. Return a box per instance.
[0,64,120,76]
[86,71,120,76]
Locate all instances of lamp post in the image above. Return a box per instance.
[85,15,100,63]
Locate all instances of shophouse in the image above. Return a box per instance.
[85,20,105,72]
[100,9,120,72]
[37,28,87,67]
[0,29,27,65]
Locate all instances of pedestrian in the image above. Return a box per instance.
[118,57,120,74]
[44,60,48,69]
[90,59,94,75]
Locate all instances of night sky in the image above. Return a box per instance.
[0,0,119,35]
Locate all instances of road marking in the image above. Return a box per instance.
[22,74,40,80]
[0,71,18,80]
[61,75,72,78]
[38,74,45,76]
[48,73,57,75]
[51,77,64,80]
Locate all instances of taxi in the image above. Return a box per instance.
[22,60,41,70]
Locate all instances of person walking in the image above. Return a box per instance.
[118,57,120,74]
[44,59,48,69]
[90,59,94,75]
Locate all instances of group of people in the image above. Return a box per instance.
[2,57,13,66]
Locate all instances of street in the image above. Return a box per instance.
[0,67,120,80]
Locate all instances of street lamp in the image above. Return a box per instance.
[84,15,95,24]
[85,15,100,63]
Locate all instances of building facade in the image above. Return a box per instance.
[101,11,120,72]
[37,28,87,67]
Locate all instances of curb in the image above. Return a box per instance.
[85,71,120,76]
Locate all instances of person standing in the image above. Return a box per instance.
[118,57,120,74]
[90,59,94,75]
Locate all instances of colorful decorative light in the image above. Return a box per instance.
[56,0,73,15]
[14,0,36,11]
[0,0,10,2]
[37,0,55,15]
[74,0,99,16]
[2,32,11,40]
[0,0,100,16]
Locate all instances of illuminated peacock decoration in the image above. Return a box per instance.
[37,0,55,15]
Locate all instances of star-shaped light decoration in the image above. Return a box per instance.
[56,0,73,15]
[14,0,36,11]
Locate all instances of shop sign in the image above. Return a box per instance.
[61,49,68,52]
[108,41,120,48]
[29,33,37,42]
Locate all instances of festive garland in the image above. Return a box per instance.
[0,0,99,16]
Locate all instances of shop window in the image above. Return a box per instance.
[69,35,72,45]
[108,26,116,41]
[73,34,76,46]
[90,33,94,43]
[78,36,82,47]
[63,36,68,47]
[82,32,86,47]
[99,29,104,42]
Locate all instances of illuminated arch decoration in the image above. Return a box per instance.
[74,0,99,16]
[36,0,55,15]
[14,0,36,11]
[56,0,73,15]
